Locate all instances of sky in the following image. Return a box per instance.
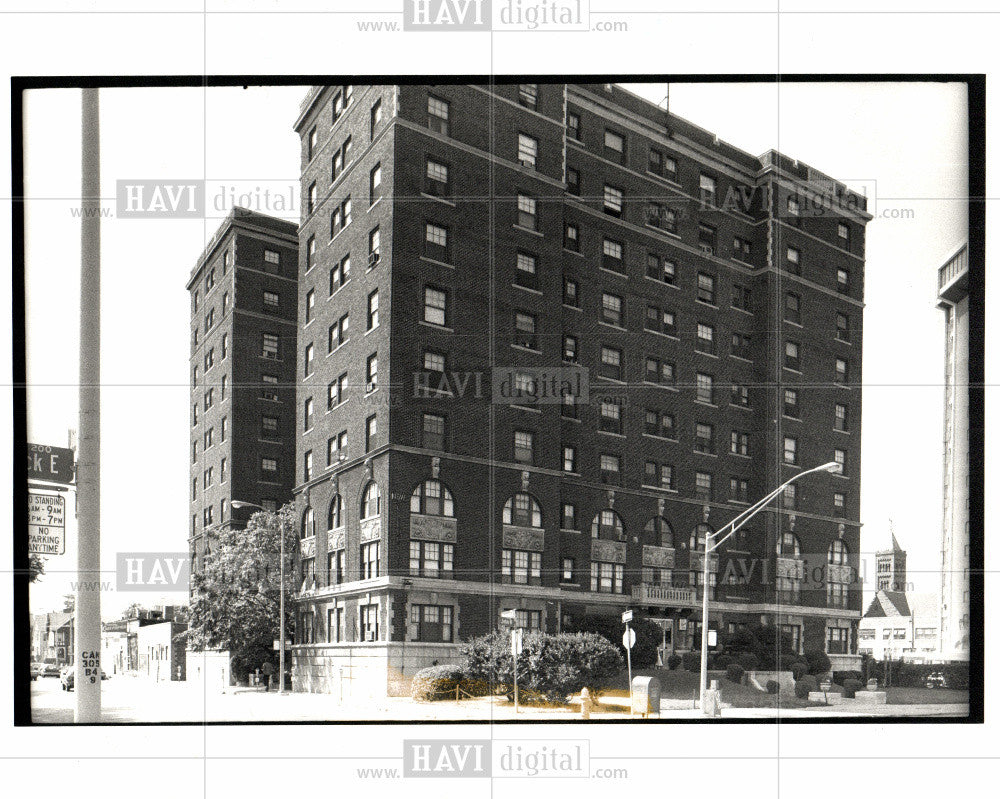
[22,81,967,617]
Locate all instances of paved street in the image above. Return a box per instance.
[29,675,970,723]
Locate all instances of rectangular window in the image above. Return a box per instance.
[783,436,798,464]
[262,332,279,360]
[517,133,538,168]
[514,311,538,349]
[561,503,576,530]
[502,549,542,586]
[836,312,851,342]
[599,398,623,434]
[425,157,450,197]
[785,341,800,371]
[834,448,846,475]
[262,457,278,474]
[366,353,378,392]
[838,223,851,248]
[365,289,379,331]
[514,251,538,290]
[368,227,380,267]
[513,431,534,464]
[695,472,713,502]
[566,166,580,195]
[562,445,576,472]
[359,601,379,640]
[835,358,849,385]
[699,173,716,205]
[697,272,716,304]
[698,222,717,255]
[730,478,749,503]
[600,346,622,380]
[423,286,448,326]
[837,268,850,293]
[517,194,537,230]
[422,413,446,450]
[303,450,313,482]
[370,98,382,138]
[646,253,675,285]
[427,94,449,135]
[835,403,848,432]
[784,388,799,417]
[785,292,801,324]
[307,182,316,214]
[834,492,846,517]
[602,238,624,273]
[369,163,382,205]
[563,222,579,252]
[695,423,714,454]
[600,453,621,483]
[787,246,800,273]
[330,254,351,293]
[328,313,349,352]
[303,398,314,431]
[304,343,314,376]
[604,130,625,163]
[365,414,378,452]
[733,237,752,262]
[563,277,579,307]
[603,184,623,217]
[590,562,624,594]
[696,323,715,354]
[518,83,538,109]
[601,293,623,326]
[696,373,714,405]
[567,111,580,140]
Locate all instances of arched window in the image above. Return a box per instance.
[591,509,625,540]
[328,495,343,530]
[644,517,673,548]
[828,539,848,566]
[410,480,455,517]
[778,531,801,558]
[361,482,381,520]
[502,493,542,528]
[301,508,315,539]
[690,523,713,551]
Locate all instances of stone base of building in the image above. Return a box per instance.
[828,653,862,672]
[292,642,463,698]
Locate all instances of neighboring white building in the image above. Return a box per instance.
[937,242,971,661]
[859,590,941,663]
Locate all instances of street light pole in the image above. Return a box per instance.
[698,461,840,714]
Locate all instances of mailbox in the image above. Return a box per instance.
[631,675,661,717]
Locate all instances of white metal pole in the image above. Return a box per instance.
[699,527,711,713]
[279,512,286,694]
[625,623,633,714]
[75,87,101,723]
[512,630,519,713]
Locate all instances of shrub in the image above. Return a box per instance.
[766,680,780,695]
[794,674,818,699]
[682,651,701,672]
[790,661,809,680]
[804,650,832,676]
[411,665,466,702]
[713,654,733,669]
[667,654,682,671]
[723,623,798,671]
[737,652,760,672]
[833,670,864,686]
[843,679,864,699]
[460,630,623,704]
[725,663,744,684]
[570,615,663,669]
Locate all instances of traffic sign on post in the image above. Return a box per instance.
[28,443,75,485]
[28,493,66,555]
[622,628,636,649]
[621,609,633,624]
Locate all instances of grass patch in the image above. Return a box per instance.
[885,687,969,705]
[599,668,819,709]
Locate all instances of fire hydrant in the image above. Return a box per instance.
[580,687,594,719]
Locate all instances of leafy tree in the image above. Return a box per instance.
[569,614,664,669]
[187,504,297,681]
[722,623,797,671]
[28,554,45,583]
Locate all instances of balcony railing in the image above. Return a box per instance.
[631,583,697,605]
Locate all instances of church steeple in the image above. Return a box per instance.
[876,520,908,592]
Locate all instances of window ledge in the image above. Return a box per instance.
[419,255,455,270]
[513,224,544,238]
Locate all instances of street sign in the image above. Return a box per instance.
[500,609,517,621]
[28,443,75,485]
[511,628,523,655]
[28,493,66,555]
[622,628,636,649]
[708,630,717,647]
[621,609,633,623]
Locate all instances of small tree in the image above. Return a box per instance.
[29,554,45,583]
[187,504,298,681]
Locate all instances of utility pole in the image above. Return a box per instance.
[76,87,101,723]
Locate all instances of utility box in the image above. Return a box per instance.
[631,675,661,717]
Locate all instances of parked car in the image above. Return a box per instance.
[41,662,62,677]
[925,671,948,689]
[30,663,43,680]
[60,666,108,691]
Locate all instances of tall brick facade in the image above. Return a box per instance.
[289,83,869,695]
[187,208,299,578]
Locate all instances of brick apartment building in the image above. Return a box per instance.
[287,82,869,695]
[187,207,299,575]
